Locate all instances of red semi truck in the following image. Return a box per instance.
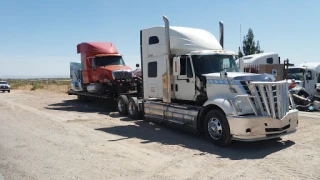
[68,42,141,100]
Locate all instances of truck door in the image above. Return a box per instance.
[174,56,196,100]
[305,70,317,95]
[90,57,99,82]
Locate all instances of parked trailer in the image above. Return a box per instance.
[114,16,298,146]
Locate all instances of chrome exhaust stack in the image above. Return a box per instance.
[162,16,172,103]
[219,21,224,49]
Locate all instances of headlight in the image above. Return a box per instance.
[234,100,242,112]
[103,79,110,83]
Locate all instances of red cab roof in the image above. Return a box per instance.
[77,42,119,56]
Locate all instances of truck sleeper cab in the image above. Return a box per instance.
[116,16,298,146]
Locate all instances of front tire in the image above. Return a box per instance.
[7,90,10,93]
[204,109,232,146]
[117,95,129,115]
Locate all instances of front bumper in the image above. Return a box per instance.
[227,109,298,141]
[0,88,10,91]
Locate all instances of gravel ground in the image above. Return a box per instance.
[0,90,320,180]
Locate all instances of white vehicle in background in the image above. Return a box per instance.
[287,66,318,95]
[239,52,280,66]
[236,53,280,77]
[299,62,320,86]
[0,81,11,93]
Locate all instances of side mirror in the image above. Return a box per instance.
[173,57,180,76]
[220,70,228,79]
[136,63,140,68]
[238,59,244,72]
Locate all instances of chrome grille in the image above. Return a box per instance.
[239,81,294,119]
[112,71,133,80]
[249,81,290,119]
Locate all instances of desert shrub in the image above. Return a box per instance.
[30,83,44,91]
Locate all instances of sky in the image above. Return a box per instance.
[0,0,319,78]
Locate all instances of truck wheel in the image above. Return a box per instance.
[128,97,141,119]
[204,109,232,146]
[77,95,88,103]
[8,90,10,93]
[2,91,4,93]
[117,95,129,115]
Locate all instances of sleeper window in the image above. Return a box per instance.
[267,58,273,64]
[148,62,157,77]
[149,36,159,45]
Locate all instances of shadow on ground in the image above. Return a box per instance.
[45,99,117,115]
[45,97,295,160]
[96,118,295,160]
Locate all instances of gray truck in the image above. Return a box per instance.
[0,81,11,93]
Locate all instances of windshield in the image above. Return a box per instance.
[0,82,8,84]
[191,54,239,75]
[288,68,304,81]
[95,56,125,66]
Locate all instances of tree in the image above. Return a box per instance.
[240,28,264,56]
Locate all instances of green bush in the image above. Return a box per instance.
[30,83,44,91]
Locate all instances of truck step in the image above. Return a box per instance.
[167,119,187,125]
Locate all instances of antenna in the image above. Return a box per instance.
[240,24,242,52]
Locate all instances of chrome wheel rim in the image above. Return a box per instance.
[128,101,134,115]
[208,118,222,140]
[118,99,123,112]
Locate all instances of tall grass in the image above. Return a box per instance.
[2,78,71,93]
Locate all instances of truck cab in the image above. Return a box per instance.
[75,42,136,96]
[288,66,318,95]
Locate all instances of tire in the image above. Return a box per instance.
[204,109,232,146]
[128,97,141,119]
[2,91,4,93]
[117,95,129,115]
[8,90,10,93]
[77,95,88,103]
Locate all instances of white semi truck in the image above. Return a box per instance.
[299,62,320,87]
[114,16,298,146]
[238,52,280,67]
[287,62,320,96]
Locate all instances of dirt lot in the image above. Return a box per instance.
[0,90,320,180]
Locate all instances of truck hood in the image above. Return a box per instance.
[98,65,132,72]
[203,72,275,82]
